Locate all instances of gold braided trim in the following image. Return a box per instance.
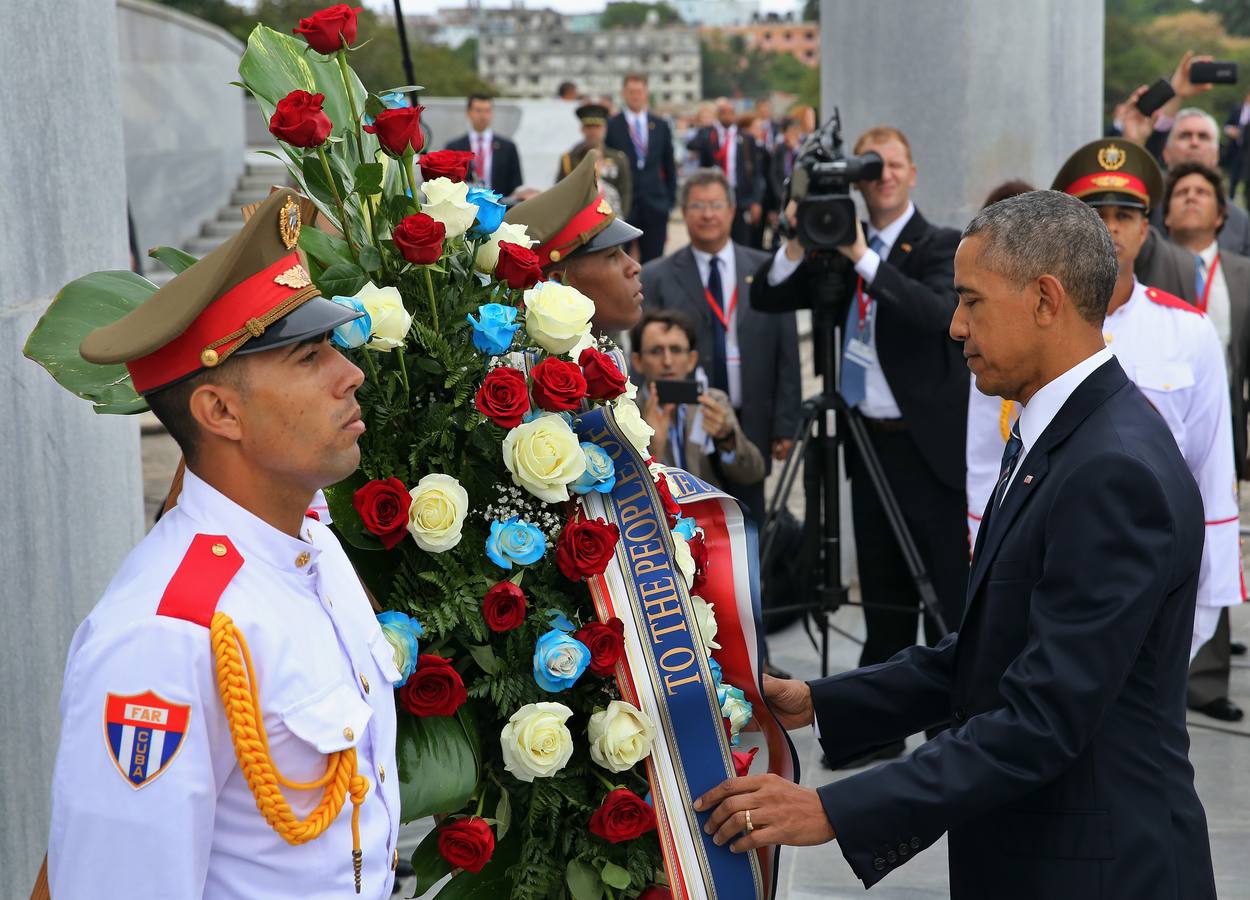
[998,398,1017,442]
[201,285,321,366]
[210,611,369,893]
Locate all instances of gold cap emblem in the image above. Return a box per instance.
[274,265,311,289]
[1097,145,1126,171]
[596,198,613,216]
[279,196,301,249]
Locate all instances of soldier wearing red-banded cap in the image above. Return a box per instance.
[47,188,402,898]
[966,140,1243,670]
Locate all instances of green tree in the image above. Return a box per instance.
[600,2,683,29]
[802,0,820,22]
[1206,0,1250,37]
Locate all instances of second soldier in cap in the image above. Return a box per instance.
[556,103,632,219]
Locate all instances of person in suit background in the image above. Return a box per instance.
[444,94,523,200]
[639,167,800,526]
[605,73,676,263]
[1163,159,1250,723]
[629,308,766,492]
[752,127,968,751]
[556,103,632,218]
[1223,89,1250,202]
[687,98,764,247]
[1157,108,1250,256]
[696,190,1216,900]
[766,118,804,247]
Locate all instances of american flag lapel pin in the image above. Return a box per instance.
[1023,475,1034,484]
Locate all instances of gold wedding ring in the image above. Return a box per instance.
[744,809,755,834]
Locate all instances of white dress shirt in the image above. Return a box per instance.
[691,242,742,408]
[471,128,493,187]
[964,281,1242,659]
[626,110,649,168]
[49,469,401,898]
[1197,241,1231,354]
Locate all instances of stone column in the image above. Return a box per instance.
[819,0,1104,227]
[0,2,143,894]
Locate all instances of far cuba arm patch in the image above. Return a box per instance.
[104,691,191,788]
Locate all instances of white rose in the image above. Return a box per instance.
[476,221,536,273]
[587,700,657,773]
[501,414,587,503]
[355,282,412,350]
[421,177,478,239]
[618,379,639,403]
[565,330,596,362]
[671,532,696,590]
[612,400,655,456]
[691,595,721,652]
[523,282,595,354]
[500,701,575,782]
[407,473,469,552]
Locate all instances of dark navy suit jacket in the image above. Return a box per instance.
[810,358,1215,899]
[444,133,523,198]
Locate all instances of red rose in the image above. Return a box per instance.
[688,532,708,594]
[363,106,426,157]
[475,366,530,428]
[482,581,527,632]
[589,788,657,843]
[292,3,361,54]
[419,149,476,182]
[732,746,759,777]
[639,888,672,900]
[556,515,620,581]
[579,348,628,400]
[437,816,495,873]
[572,617,625,676]
[268,90,332,148]
[351,477,411,549]
[653,473,681,527]
[530,356,587,413]
[398,654,467,717]
[392,212,445,265]
[494,241,544,290]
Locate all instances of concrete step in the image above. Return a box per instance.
[185,235,229,257]
[230,189,272,207]
[202,217,245,237]
[239,173,286,191]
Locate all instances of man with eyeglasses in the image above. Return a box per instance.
[639,167,801,526]
[630,308,765,492]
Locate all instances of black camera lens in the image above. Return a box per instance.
[796,196,858,250]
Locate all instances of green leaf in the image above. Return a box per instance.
[357,244,383,273]
[467,644,499,675]
[410,825,453,896]
[364,93,385,120]
[599,861,631,890]
[353,162,384,196]
[22,270,156,415]
[396,711,479,821]
[565,859,603,900]
[382,84,427,95]
[317,261,369,300]
[147,246,197,274]
[298,227,355,268]
[494,786,512,842]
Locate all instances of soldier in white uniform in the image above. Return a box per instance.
[967,140,1243,660]
[47,189,402,898]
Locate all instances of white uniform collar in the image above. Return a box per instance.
[177,468,320,575]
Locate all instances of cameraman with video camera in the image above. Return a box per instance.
[754,126,968,753]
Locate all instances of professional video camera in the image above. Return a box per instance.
[785,109,883,250]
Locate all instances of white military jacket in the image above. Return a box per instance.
[48,469,402,898]
[966,280,1243,656]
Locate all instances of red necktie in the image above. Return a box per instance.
[474,135,487,184]
[713,128,730,177]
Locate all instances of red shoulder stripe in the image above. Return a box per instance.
[1144,286,1203,315]
[156,534,243,627]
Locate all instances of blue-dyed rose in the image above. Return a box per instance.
[672,515,697,541]
[362,91,411,126]
[466,303,520,355]
[467,185,506,236]
[708,657,723,690]
[721,685,753,744]
[547,610,577,632]
[486,516,547,569]
[376,610,425,687]
[532,628,591,692]
[329,296,372,349]
[571,442,616,495]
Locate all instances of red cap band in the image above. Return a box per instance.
[1063,172,1150,206]
[536,195,613,264]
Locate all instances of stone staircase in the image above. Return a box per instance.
[145,154,290,288]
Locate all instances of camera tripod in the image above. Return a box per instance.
[758,254,949,677]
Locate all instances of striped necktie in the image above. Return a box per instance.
[994,420,1023,508]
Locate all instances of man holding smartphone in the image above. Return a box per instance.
[630,308,766,493]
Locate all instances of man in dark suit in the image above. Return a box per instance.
[695,190,1215,900]
[751,127,967,736]
[1224,90,1250,201]
[639,167,800,525]
[1163,159,1250,723]
[443,94,523,199]
[766,119,803,247]
[687,99,764,247]
[605,73,676,263]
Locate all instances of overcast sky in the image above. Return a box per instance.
[366,0,801,16]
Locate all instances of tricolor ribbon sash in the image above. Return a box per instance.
[576,406,799,899]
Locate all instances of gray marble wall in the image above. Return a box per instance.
[118,0,246,261]
[819,0,1104,229]
[0,1,144,895]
